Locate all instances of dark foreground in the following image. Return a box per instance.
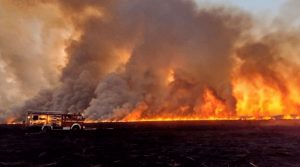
[1,121,300,167]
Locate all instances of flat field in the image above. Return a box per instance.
[1,120,300,167]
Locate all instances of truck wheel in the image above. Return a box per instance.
[71,125,80,131]
[42,126,51,133]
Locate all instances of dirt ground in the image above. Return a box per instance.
[1,121,300,167]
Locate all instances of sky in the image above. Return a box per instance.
[196,0,285,16]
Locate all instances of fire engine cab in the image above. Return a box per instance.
[26,111,85,131]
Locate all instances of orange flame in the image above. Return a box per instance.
[98,71,300,122]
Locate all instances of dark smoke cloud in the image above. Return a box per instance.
[236,40,287,92]
[16,0,141,117]
[84,0,250,120]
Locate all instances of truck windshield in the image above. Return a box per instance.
[32,115,39,120]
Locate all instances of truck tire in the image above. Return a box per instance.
[71,125,80,131]
[42,126,52,133]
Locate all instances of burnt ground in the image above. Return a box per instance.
[1,121,300,167]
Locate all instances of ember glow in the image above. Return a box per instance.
[1,0,300,123]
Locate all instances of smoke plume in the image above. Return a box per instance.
[0,0,71,121]
[1,0,300,122]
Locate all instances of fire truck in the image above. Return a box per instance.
[26,111,85,131]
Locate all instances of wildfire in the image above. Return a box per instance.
[233,76,285,117]
[89,70,300,123]
[6,118,15,124]
[5,118,23,125]
[166,69,175,84]
[4,0,300,125]
[196,89,228,118]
